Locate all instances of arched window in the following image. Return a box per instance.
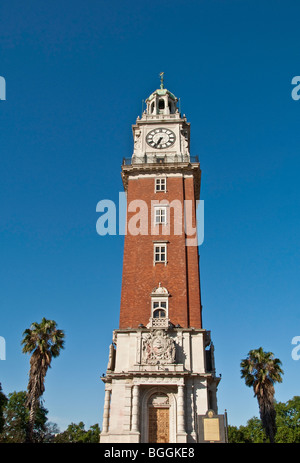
[152,301,167,318]
[153,308,166,318]
[158,99,165,111]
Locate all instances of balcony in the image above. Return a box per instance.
[122,155,199,166]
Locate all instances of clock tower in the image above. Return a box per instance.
[100,76,221,443]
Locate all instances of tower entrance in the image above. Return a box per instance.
[148,393,170,443]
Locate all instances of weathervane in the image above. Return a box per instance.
[160,72,164,89]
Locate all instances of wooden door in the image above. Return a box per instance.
[148,407,169,443]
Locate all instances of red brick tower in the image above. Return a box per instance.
[120,160,202,330]
[101,77,221,444]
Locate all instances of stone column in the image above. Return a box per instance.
[177,385,185,434]
[186,382,197,442]
[102,388,111,433]
[132,385,140,433]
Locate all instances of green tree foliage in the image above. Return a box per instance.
[0,383,8,433]
[228,397,300,443]
[0,391,48,443]
[53,421,100,443]
[0,390,100,443]
[275,396,300,443]
[42,421,61,442]
[228,417,265,443]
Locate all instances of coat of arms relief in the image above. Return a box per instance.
[141,330,176,365]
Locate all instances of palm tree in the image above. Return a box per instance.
[21,318,65,442]
[240,347,283,443]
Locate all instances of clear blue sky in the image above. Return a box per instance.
[1,0,300,431]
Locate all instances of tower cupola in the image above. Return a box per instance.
[145,72,178,116]
[129,73,192,165]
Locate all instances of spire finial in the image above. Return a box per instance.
[159,72,164,89]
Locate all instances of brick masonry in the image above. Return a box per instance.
[119,172,202,329]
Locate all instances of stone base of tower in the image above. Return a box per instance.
[100,432,140,444]
[101,326,220,444]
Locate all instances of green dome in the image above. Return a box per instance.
[146,88,177,102]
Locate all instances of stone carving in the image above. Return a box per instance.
[133,129,142,154]
[180,129,189,156]
[135,377,182,385]
[107,343,116,371]
[148,392,169,406]
[151,282,169,296]
[136,332,141,364]
[142,330,176,365]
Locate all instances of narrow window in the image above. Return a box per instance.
[158,99,165,110]
[155,177,166,192]
[155,207,167,225]
[153,308,166,318]
[154,244,167,263]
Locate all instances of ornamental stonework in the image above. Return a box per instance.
[141,330,176,365]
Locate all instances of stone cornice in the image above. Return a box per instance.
[101,370,219,384]
[113,327,209,335]
[132,115,190,127]
[121,162,201,200]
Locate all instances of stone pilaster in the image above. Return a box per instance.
[123,385,132,432]
[102,388,111,434]
[177,384,187,442]
[132,385,140,433]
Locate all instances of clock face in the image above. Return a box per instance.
[146,128,176,149]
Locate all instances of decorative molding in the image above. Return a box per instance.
[151,282,169,296]
[133,376,184,386]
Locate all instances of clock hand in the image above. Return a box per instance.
[155,137,163,147]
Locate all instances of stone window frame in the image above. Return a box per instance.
[153,242,167,265]
[154,205,168,225]
[155,176,167,193]
[151,298,168,320]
